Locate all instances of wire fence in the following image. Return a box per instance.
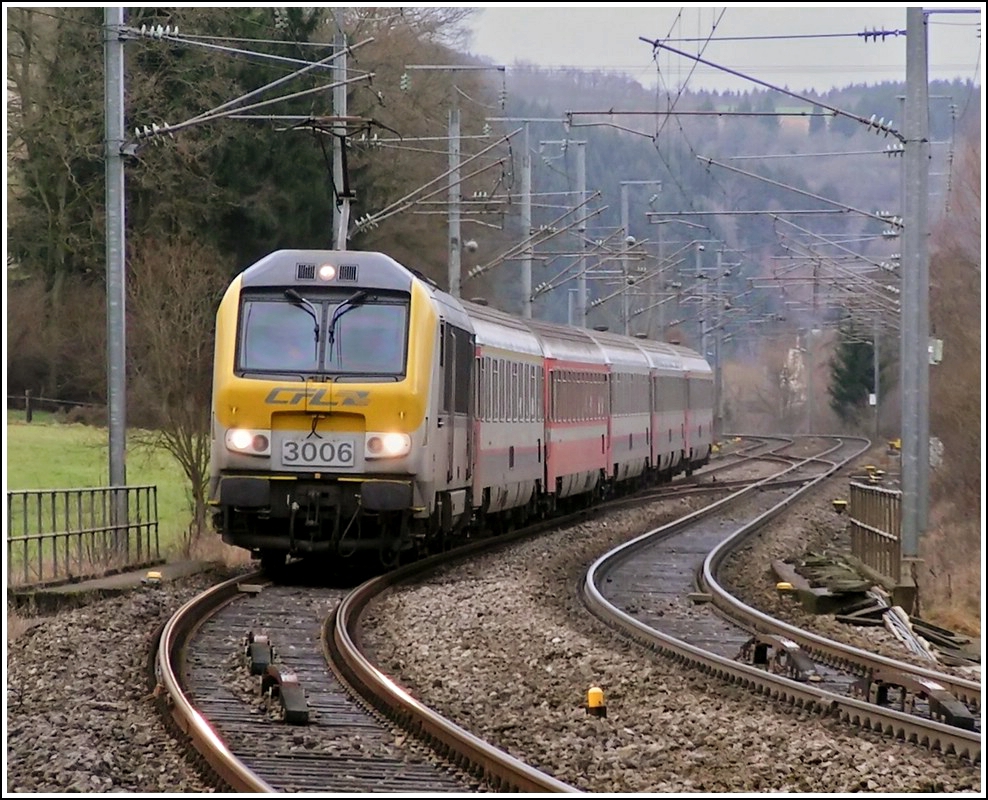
[6,486,160,587]
[7,391,104,423]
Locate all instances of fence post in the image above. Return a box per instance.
[25,390,32,423]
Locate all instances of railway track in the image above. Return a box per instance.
[157,548,590,790]
[156,569,573,792]
[583,435,981,763]
[157,435,976,793]
[153,440,765,792]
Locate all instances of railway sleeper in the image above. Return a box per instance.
[260,665,309,725]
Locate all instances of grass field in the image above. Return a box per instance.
[5,410,197,557]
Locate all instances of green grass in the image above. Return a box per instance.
[5,411,196,557]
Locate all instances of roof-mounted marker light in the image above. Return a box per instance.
[318,264,336,281]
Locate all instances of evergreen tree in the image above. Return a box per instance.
[755,92,778,131]
[828,322,875,425]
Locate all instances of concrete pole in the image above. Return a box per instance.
[806,329,814,435]
[914,28,931,540]
[448,90,462,297]
[575,142,587,327]
[521,123,533,318]
[332,28,349,248]
[714,250,723,437]
[695,244,705,354]
[807,261,820,435]
[104,8,127,496]
[621,184,630,335]
[656,223,664,338]
[900,7,931,579]
[873,314,881,440]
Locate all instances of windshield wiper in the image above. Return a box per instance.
[327,290,369,347]
[284,289,320,344]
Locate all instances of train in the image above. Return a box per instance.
[208,249,714,571]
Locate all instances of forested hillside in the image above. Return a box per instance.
[5,8,980,626]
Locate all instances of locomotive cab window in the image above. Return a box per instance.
[237,290,409,379]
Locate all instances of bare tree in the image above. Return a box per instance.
[127,236,231,550]
[929,132,981,505]
[722,339,804,434]
[914,126,982,628]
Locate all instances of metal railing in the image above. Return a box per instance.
[848,480,901,584]
[6,486,159,587]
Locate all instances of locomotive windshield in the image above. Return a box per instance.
[238,291,409,379]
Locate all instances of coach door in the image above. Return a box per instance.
[440,322,474,488]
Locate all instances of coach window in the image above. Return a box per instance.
[534,365,540,420]
[497,358,505,421]
[491,358,501,422]
[554,371,561,421]
[517,363,522,421]
[553,371,562,421]
[548,371,554,421]
[504,360,510,421]
[486,356,493,421]
[524,365,529,420]
[562,371,568,422]
[442,325,454,412]
[520,363,527,421]
[453,326,473,414]
[552,371,559,421]
[512,361,517,421]
[476,356,484,419]
[568,371,576,421]
[524,363,531,422]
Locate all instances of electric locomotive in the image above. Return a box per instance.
[208,249,472,570]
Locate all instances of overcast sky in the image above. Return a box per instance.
[462,5,984,94]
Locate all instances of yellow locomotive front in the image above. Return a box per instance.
[208,250,439,570]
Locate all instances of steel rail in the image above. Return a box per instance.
[583,436,980,763]
[327,545,581,793]
[155,572,275,792]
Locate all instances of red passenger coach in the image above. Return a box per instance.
[527,320,611,502]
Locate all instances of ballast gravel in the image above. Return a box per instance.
[4,451,981,793]
[4,571,245,794]
[359,474,981,793]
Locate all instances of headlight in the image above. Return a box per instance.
[364,432,411,459]
[225,428,271,456]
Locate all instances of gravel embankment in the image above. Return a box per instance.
[359,475,981,793]
[5,455,980,793]
[5,570,247,794]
